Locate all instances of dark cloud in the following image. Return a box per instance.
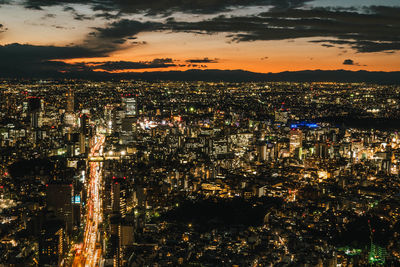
[61,6,93,20]
[0,24,6,33]
[0,43,179,76]
[74,4,400,55]
[185,57,218,63]
[20,0,400,54]
[94,11,122,20]
[82,20,161,53]
[23,0,311,16]
[92,19,159,40]
[42,13,56,19]
[311,39,400,53]
[0,23,8,34]
[157,6,400,53]
[366,5,400,17]
[90,58,176,71]
[343,59,355,65]
[0,43,106,76]
[342,59,365,66]
[0,43,106,60]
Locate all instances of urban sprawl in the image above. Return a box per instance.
[1,80,400,266]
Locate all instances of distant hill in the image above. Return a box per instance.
[71,69,400,84]
[3,68,400,83]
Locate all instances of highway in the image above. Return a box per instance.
[72,135,105,267]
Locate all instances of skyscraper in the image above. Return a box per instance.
[290,129,303,155]
[79,114,88,155]
[28,97,42,129]
[64,88,76,130]
[123,97,137,117]
[66,88,74,114]
[39,218,65,266]
[46,182,73,234]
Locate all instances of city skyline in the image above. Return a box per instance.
[0,0,400,78]
[2,1,400,266]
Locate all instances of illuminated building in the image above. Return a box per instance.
[39,219,65,266]
[123,97,137,117]
[111,177,127,217]
[79,114,88,155]
[275,110,288,123]
[64,88,76,131]
[46,183,73,234]
[110,214,121,267]
[28,97,42,129]
[369,243,387,265]
[290,129,303,155]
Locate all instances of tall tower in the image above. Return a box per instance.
[28,97,42,129]
[66,88,74,114]
[28,97,43,142]
[64,88,76,131]
[290,129,303,155]
[79,114,88,155]
[123,96,137,117]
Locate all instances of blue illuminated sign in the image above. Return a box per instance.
[290,122,319,129]
[72,195,81,204]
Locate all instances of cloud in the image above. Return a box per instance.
[343,59,355,65]
[311,39,400,53]
[0,23,7,33]
[0,43,106,60]
[0,43,182,77]
[89,58,176,71]
[0,43,106,76]
[92,19,159,40]
[342,59,365,66]
[67,4,400,56]
[158,6,400,53]
[23,0,312,16]
[23,1,400,54]
[185,57,218,63]
[81,19,161,54]
[62,6,93,21]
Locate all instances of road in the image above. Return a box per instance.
[72,135,105,267]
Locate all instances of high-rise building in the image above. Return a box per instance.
[79,114,88,155]
[275,110,288,123]
[46,182,73,234]
[257,141,267,161]
[109,214,121,267]
[290,129,303,155]
[39,219,65,266]
[66,88,74,114]
[123,97,137,116]
[111,177,127,218]
[64,88,76,130]
[28,97,42,129]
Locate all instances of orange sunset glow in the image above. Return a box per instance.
[0,0,399,78]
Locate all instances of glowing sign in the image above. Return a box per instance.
[290,122,319,129]
[72,195,81,204]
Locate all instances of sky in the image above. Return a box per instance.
[0,0,399,77]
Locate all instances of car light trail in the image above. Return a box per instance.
[72,135,105,267]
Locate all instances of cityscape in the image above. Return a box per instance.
[1,81,400,266]
[1,0,400,267]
